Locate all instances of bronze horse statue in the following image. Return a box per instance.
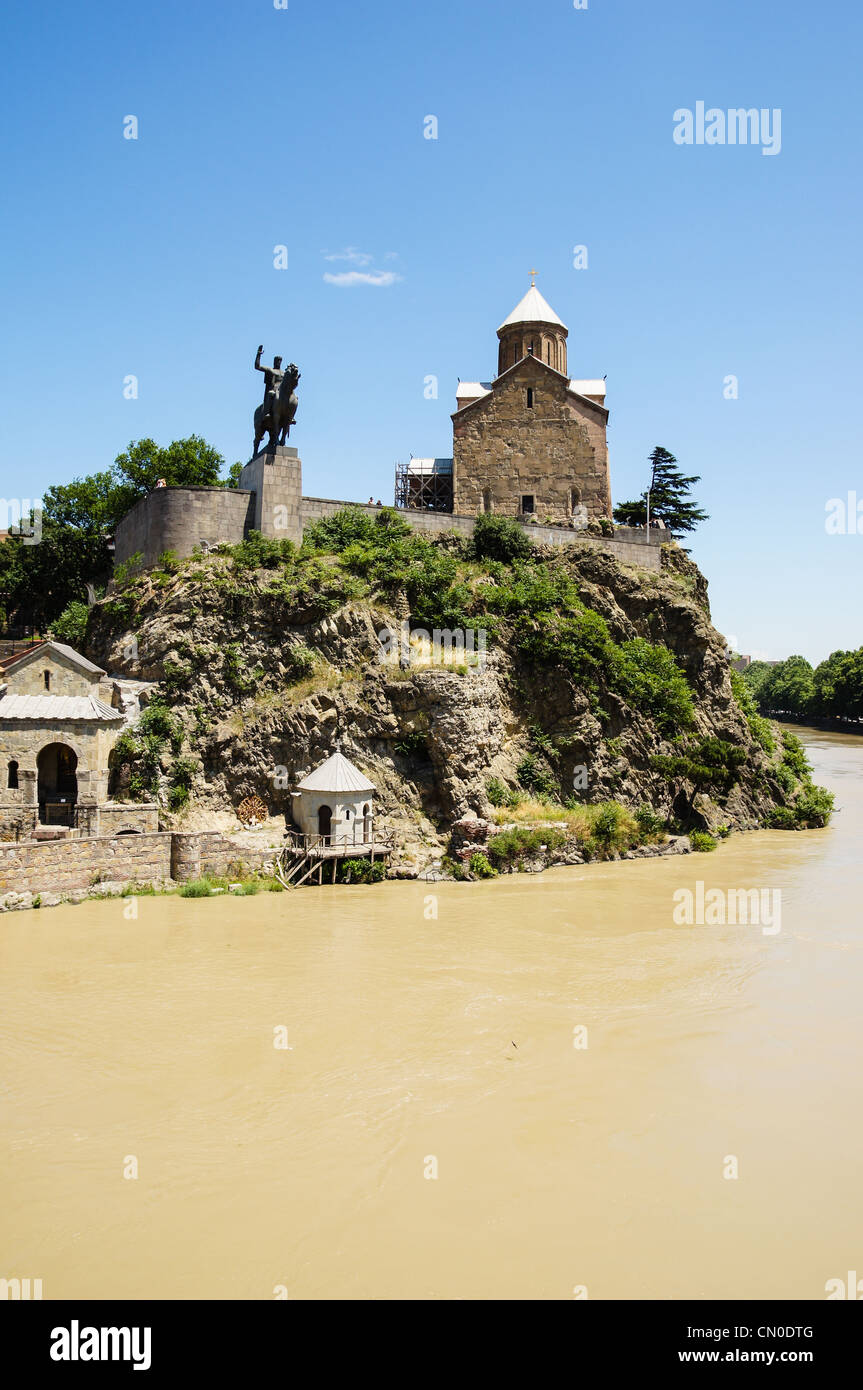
[254,363,300,455]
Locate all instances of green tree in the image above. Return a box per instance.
[761,655,815,716]
[113,435,225,498]
[741,660,775,702]
[812,649,863,720]
[613,446,709,536]
[0,436,227,632]
[0,527,111,629]
[42,470,119,531]
[49,599,90,647]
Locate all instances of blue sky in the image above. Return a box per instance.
[1,0,860,663]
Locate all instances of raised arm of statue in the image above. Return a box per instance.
[254,345,265,372]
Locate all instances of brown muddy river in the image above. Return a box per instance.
[1,727,861,1300]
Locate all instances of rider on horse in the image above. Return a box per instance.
[254,346,286,435]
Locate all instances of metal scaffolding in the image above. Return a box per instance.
[394,457,454,513]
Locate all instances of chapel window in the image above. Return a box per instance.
[7,760,18,790]
[44,670,51,690]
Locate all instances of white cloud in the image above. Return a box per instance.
[322,247,374,265]
[323,269,402,288]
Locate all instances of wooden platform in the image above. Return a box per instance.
[277,834,395,887]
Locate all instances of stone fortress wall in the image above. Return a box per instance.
[113,447,663,574]
[0,829,276,900]
[114,485,256,570]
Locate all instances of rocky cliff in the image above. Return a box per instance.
[85,511,830,874]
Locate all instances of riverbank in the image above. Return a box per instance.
[0,827,697,912]
[771,712,863,734]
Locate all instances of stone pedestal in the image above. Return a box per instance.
[239,446,303,546]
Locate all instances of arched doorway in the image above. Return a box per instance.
[317,804,332,845]
[37,743,78,826]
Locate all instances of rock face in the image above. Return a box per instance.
[85,533,808,873]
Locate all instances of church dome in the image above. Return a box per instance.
[497,285,568,333]
[496,279,568,376]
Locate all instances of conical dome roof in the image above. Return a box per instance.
[297,750,376,793]
[498,285,567,333]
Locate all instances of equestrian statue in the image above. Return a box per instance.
[253,345,300,454]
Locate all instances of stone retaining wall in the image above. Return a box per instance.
[299,498,663,571]
[0,830,276,898]
[113,480,663,574]
[114,486,256,569]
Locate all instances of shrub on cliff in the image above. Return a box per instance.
[486,777,520,809]
[516,753,558,798]
[487,825,566,868]
[470,514,533,564]
[651,737,746,790]
[229,531,295,571]
[468,852,498,879]
[611,638,694,733]
[731,670,775,753]
[792,784,834,828]
[689,831,717,852]
[634,804,666,839]
[304,506,411,555]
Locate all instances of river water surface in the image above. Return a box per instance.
[2,728,861,1300]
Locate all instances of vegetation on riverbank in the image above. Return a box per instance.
[743,649,863,723]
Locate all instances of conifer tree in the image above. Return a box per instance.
[613,446,708,536]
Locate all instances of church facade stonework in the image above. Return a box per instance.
[451,282,611,525]
[452,351,610,523]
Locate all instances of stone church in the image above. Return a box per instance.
[0,641,156,841]
[399,279,612,525]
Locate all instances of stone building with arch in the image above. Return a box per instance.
[0,641,156,841]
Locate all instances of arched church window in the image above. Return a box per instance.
[570,487,582,512]
[44,670,51,691]
[527,388,534,409]
[7,760,18,790]
[482,488,492,513]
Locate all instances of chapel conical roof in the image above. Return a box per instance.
[296,750,376,793]
[497,285,567,333]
